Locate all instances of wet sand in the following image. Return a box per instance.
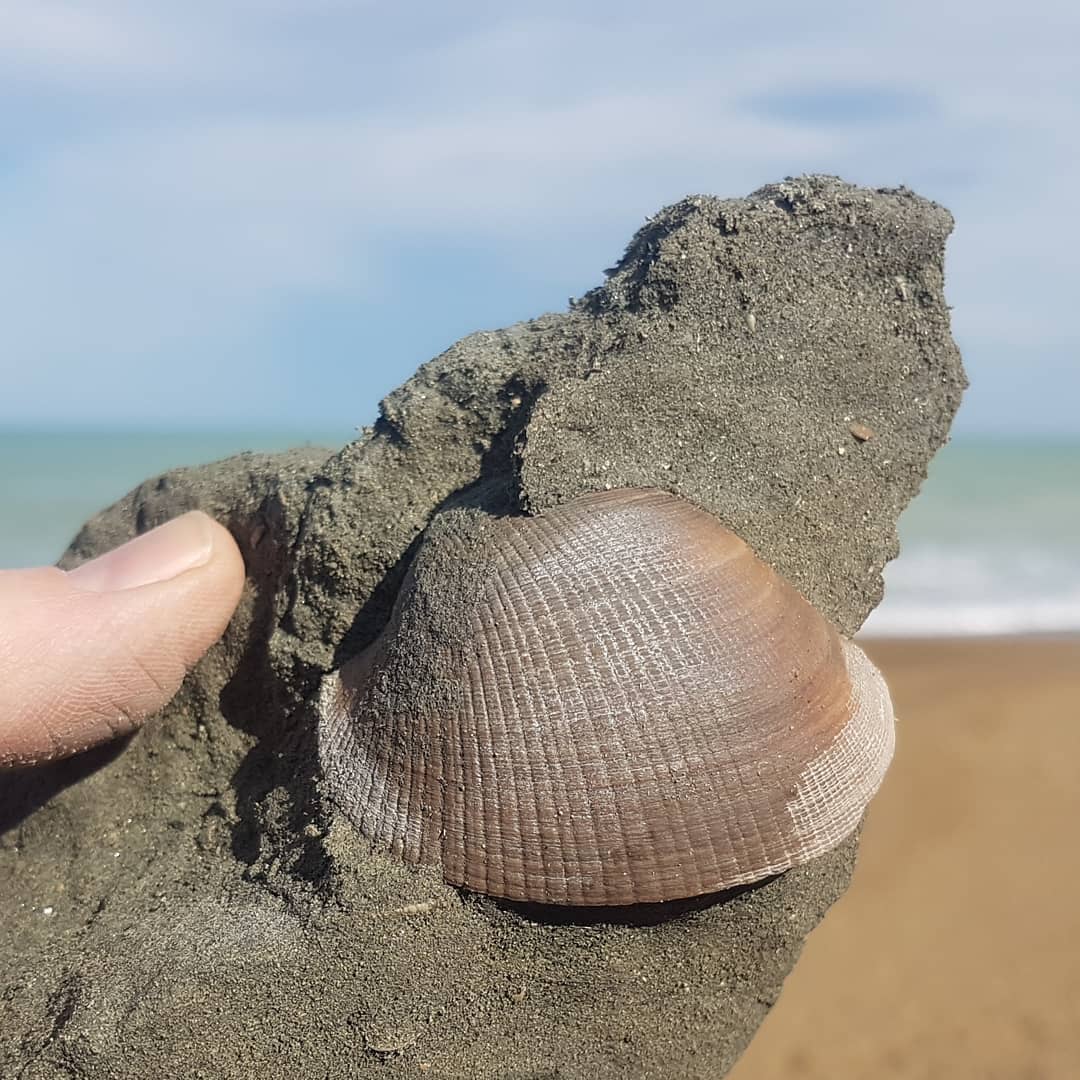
[731,636,1080,1080]
[0,180,968,1079]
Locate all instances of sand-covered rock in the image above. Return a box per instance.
[0,176,965,1079]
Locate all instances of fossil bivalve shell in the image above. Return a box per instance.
[317,488,895,906]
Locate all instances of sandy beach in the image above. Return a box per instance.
[731,636,1080,1080]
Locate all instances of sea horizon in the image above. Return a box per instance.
[3,427,1078,640]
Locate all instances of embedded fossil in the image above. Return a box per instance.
[317,488,895,906]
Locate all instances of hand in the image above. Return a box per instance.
[0,512,245,768]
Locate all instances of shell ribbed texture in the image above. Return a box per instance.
[318,489,895,905]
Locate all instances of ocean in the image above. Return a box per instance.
[860,439,1080,637]
[1,430,1077,638]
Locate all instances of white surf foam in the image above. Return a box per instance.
[861,544,1080,638]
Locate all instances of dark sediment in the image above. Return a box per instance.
[0,176,964,1079]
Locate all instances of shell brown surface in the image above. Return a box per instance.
[317,488,895,906]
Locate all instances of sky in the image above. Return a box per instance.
[0,1,1077,436]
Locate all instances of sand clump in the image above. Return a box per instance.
[0,176,964,1079]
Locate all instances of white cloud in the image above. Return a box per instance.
[0,0,1077,429]
[0,2,196,82]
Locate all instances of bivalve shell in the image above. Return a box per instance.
[317,488,895,905]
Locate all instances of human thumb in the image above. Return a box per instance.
[0,511,245,767]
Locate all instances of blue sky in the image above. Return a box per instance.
[1,1,1077,436]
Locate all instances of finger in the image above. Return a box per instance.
[0,511,245,767]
